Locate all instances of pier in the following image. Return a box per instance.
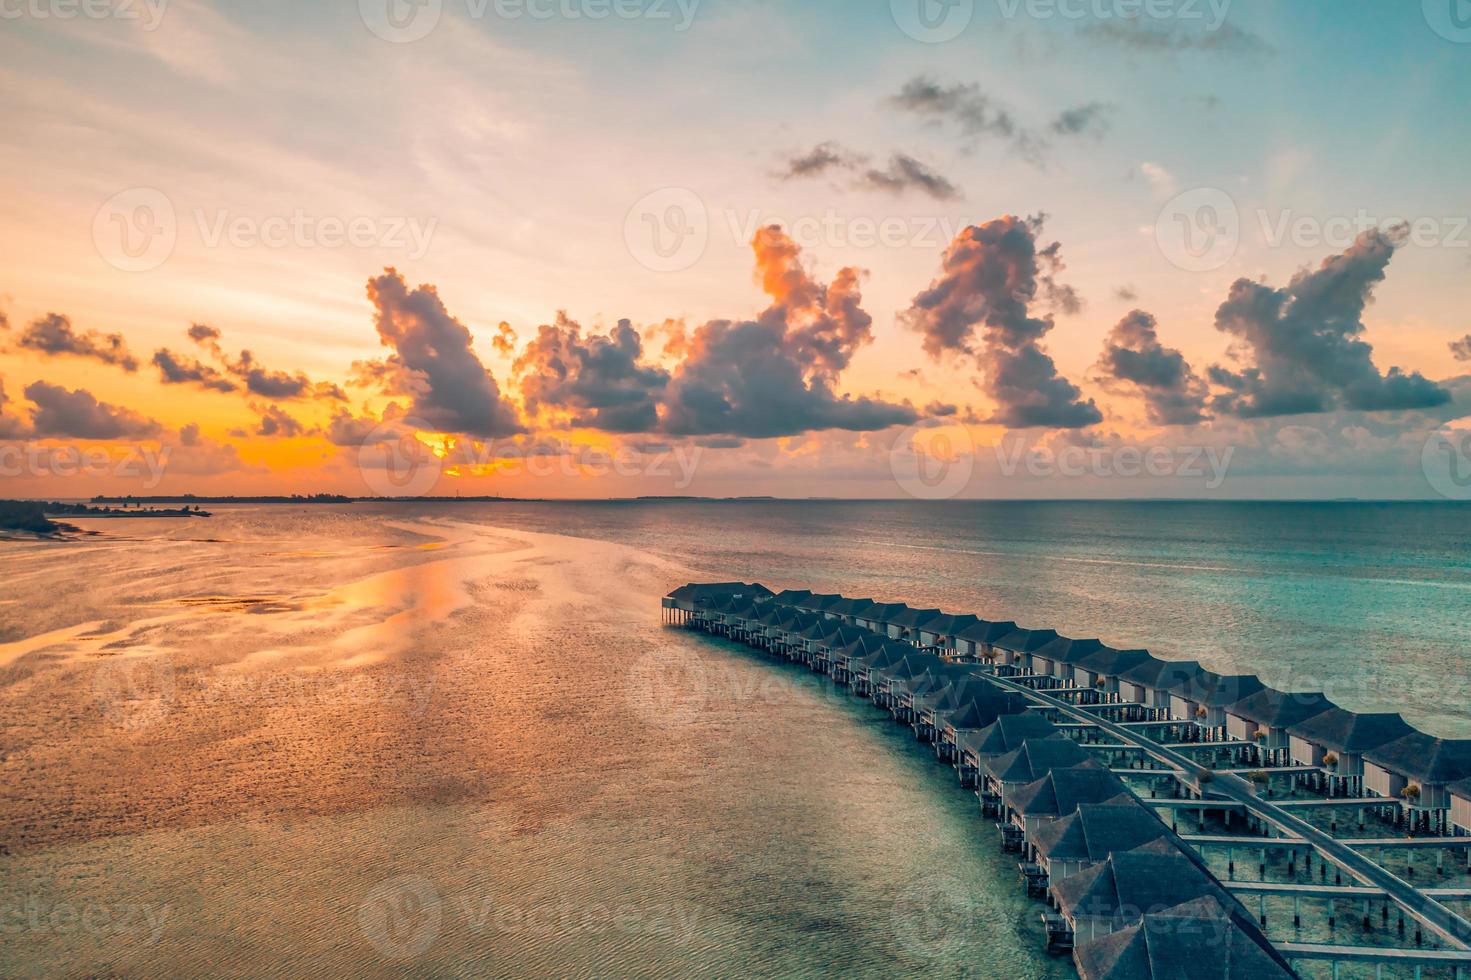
[664,582,1471,979]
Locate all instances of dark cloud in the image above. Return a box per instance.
[887,77,1107,166]
[780,143,961,200]
[857,154,961,201]
[779,142,862,180]
[153,348,237,392]
[695,436,744,449]
[1452,335,1471,362]
[924,401,959,417]
[23,381,162,439]
[903,214,1101,430]
[1210,229,1450,418]
[1096,310,1209,426]
[188,323,221,345]
[1081,19,1274,59]
[1049,102,1112,137]
[366,269,525,438]
[515,315,671,433]
[1114,284,1139,302]
[661,226,917,438]
[14,314,139,372]
[255,404,306,438]
[224,349,345,401]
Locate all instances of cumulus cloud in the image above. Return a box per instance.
[1209,229,1450,418]
[153,348,237,392]
[660,226,917,438]
[0,377,30,438]
[255,404,306,438]
[365,269,524,438]
[23,381,162,439]
[1096,310,1209,426]
[223,349,345,401]
[1452,335,1471,362]
[493,321,518,356]
[903,215,1101,430]
[14,314,139,372]
[515,314,671,433]
[780,143,961,199]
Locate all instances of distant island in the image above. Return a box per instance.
[0,500,211,537]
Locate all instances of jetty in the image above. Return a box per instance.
[664,582,1471,979]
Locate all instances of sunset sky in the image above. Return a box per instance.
[2,0,1469,499]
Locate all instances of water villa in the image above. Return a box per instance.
[663,581,1471,977]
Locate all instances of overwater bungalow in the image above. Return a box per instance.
[770,588,813,607]
[984,738,1094,797]
[663,582,772,626]
[957,714,1061,788]
[1452,779,1471,835]
[846,642,913,698]
[825,596,877,626]
[1163,672,1266,733]
[1002,764,1133,846]
[933,696,1029,763]
[1363,734,1471,833]
[1286,709,1416,797]
[1072,896,1294,980]
[1029,801,1171,888]
[891,662,977,725]
[829,632,889,685]
[992,628,1062,674]
[886,607,945,645]
[797,593,846,618]
[953,619,1020,667]
[1030,636,1107,683]
[871,654,946,712]
[1223,688,1337,765]
[1069,647,1152,698]
[852,601,909,635]
[810,624,873,675]
[1051,842,1239,948]
[1114,658,1205,717]
[915,613,982,655]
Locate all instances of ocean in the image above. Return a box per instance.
[0,501,1466,978]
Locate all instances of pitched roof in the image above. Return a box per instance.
[1005,764,1131,817]
[800,593,845,612]
[1031,636,1108,665]
[667,582,772,604]
[1225,688,1337,728]
[1365,734,1471,785]
[1075,897,1294,980]
[856,602,910,624]
[1451,778,1471,802]
[1073,647,1153,677]
[955,619,1018,645]
[993,628,1061,653]
[1029,802,1171,864]
[1053,844,1233,923]
[771,589,813,606]
[1115,657,1198,688]
[826,597,877,618]
[1288,708,1416,754]
[887,606,944,629]
[919,613,982,636]
[957,714,1059,759]
[938,696,1026,732]
[984,737,1091,786]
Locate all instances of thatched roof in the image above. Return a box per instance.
[1029,802,1171,865]
[1004,764,1131,817]
[1053,843,1232,923]
[985,738,1092,786]
[957,714,1059,760]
